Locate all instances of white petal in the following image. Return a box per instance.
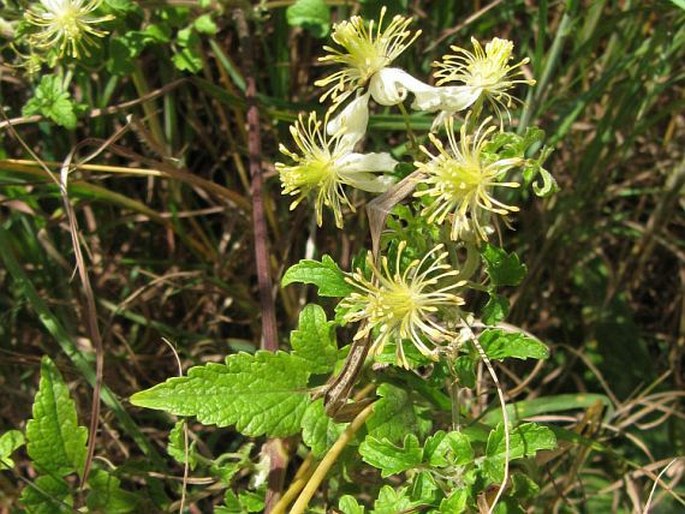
[337,152,398,193]
[327,92,370,149]
[338,152,398,173]
[437,85,481,112]
[344,173,395,193]
[369,67,436,106]
[410,87,446,111]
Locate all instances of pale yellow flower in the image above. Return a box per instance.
[340,242,466,368]
[24,0,113,59]
[276,100,396,228]
[414,116,523,241]
[315,7,421,106]
[433,37,535,123]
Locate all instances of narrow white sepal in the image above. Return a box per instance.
[327,92,371,149]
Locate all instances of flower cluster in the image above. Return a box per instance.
[277,7,553,367]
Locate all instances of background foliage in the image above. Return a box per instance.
[0,0,683,512]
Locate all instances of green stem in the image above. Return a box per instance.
[289,402,376,514]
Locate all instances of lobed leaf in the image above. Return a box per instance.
[20,475,72,514]
[423,430,474,468]
[482,244,527,286]
[0,430,25,469]
[339,495,366,514]
[372,485,417,514]
[290,304,339,374]
[282,255,354,297]
[366,383,419,444]
[26,356,88,477]
[167,421,198,470]
[359,434,422,478]
[301,398,346,457]
[85,469,139,513]
[483,423,557,482]
[22,76,77,129]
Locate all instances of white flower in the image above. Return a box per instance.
[433,37,535,124]
[340,242,466,368]
[24,0,114,59]
[414,115,523,241]
[277,104,397,228]
[315,7,421,107]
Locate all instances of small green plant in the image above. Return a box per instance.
[1,356,139,512]
[130,8,558,512]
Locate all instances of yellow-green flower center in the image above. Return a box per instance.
[55,6,83,37]
[437,158,485,200]
[376,280,416,321]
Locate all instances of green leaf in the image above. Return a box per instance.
[22,76,77,129]
[523,145,557,197]
[366,383,418,444]
[482,244,527,286]
[483,423,557,482]
[290,304,339,373]
[481,393,613,427]
[130,351,311,437]
[359,434,422,478]
[26,356,88,477]
[286,0,331,38]
[510,472,540,501]
[85,469,139,513]
[239,490,265,512]
[194,14,218,34]
[104,0,136,11]
[372,485,416,514]
[20,475,72,514]
[453,355,476,389]
[423,430,473,468]
[670,0,685,9]
[439,488,469,513]
[0,430,25,469]
[478,329,549,361]
[339,495,366,514]
[301,398,346,457]
[172,46,203,73]
[482,293,509,324]
[409,470,439,505]
[218,490,243,513]
[282,255,354,297]
[167,420,198,470]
